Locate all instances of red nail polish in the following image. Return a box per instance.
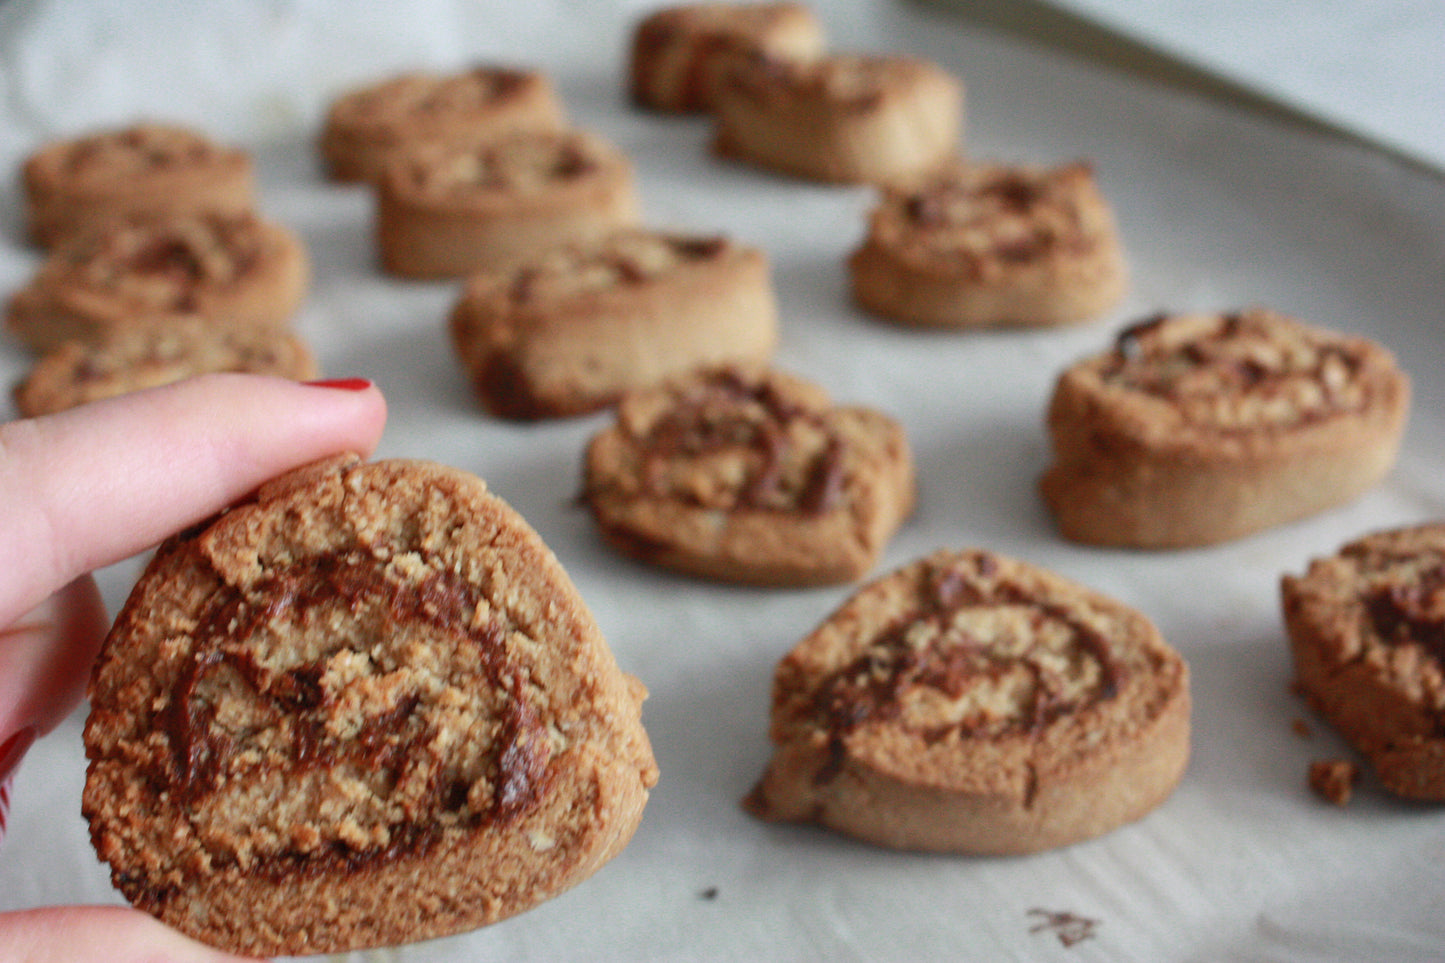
[304,378,373,391]
[0,727,36,786]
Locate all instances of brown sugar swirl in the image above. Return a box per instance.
[583,365,914,585]
[746,549,1189,854]
[1102,309,1385,432]
[84,456,656,956]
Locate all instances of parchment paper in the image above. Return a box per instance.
[1,1,1442,960]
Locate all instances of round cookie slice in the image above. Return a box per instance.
[1040,309,1410,548]
[849,160,1128,328]
[745,549,1190,853]
[1282,523,1445,801]
[5,211,309,353]
[581,364,914,586]
[83,455,658,956]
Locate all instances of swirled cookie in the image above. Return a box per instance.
[629,2,825,113]
[1282,524,1445,801]
[321,66,566,183]
[449,228,777,419]
[376,129,640,279]
[745,549,1189,853]
[1040,309,1410,548]
[712,52,962,184]
[582,365,914,585]
[83,455,658,956]
[21,122,254,249]
[13,316,318,417]
[849,161,1127,328]
[5,211,309,353]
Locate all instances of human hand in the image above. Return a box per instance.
[0,373,386,962]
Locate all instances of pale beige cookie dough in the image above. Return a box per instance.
[850,160,1128,328]
[745,548,1190,854]
[21,122,255,249]
[320,65,567,183]
[376,129,640,279]
[449,228,778,419]
[582,364,914,586]
[5,211,309,353]
[629,1,825,113]
[712,52,963,184]
[1283,523,1445,801]
[83,455,658,957]
[1040,309,1410,548]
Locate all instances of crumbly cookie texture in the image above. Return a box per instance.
[320,66,566,183]
[449,228,777,418]
[5,211,310,353]
[745,549,1190,853]
[21,122,254,249]
[13,316,319,417]
[376,129,640,279]
[849,160,1128,328]
[1040,309,1410,548]
[712,52,963,184]
[1282,523,1445,801]
[629,2,825,113]
[582,365,914,586]
[83,456,658,957]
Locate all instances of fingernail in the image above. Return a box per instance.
[304,378,373,391]
[0,727,36,786]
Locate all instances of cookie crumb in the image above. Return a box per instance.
[1309,758,1359,805]
[1028,908,1099,948]
[1291,718,1313,738]
[698,886,719,901]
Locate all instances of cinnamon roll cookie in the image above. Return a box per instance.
[83,455,658,956]
[629,2,825,113]
[449,228,778,419]
[1040,309,1410,548]
[1282,524,1445,800]
[376,129,640,279]
[712,52,963,185]
[582,365,914,586]
[321,66,566,183]
[21,122,254,249]
[5,211,309,353]
[744,549,1190,854]
[13,316,318,417]
[849,161,1127,328]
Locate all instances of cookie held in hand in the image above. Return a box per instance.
[83,455,658,956]
[1282,523,1445,801]
[1040,309,1410,548]
[745,549,1190,853]
[582,365,914,586]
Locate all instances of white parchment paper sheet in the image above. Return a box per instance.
[1,2,1442,960]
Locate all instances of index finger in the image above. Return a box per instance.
[0,373,387,625]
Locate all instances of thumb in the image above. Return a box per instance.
[0,905,265,962]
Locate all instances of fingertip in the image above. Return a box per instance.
[0,905,268,961]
